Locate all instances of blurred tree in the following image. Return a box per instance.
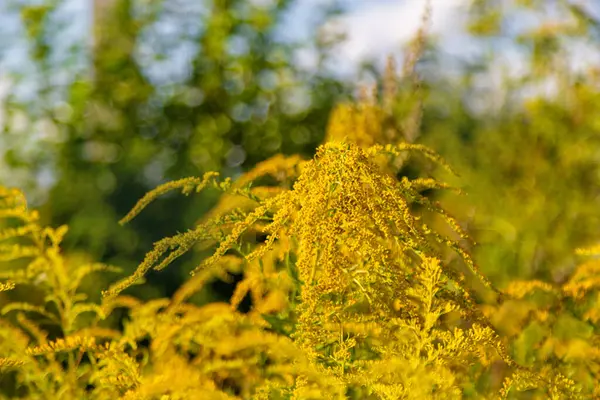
[420,0,600,285]
[0,0,351,297]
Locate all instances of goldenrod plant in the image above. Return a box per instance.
[3,2,600,397]
[0,32,586,400]
[0,186,120,398]
[485,243,600,398]
[2,128,582,398]
[1,93,594,398]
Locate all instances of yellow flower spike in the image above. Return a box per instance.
[119,172,220,225]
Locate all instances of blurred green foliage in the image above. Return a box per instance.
[418,0,600,285]
[1,0,351,297]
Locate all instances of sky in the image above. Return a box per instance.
[307,0,473,66]
[275,0,479,78]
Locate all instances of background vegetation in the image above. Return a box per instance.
[1,0,600,398]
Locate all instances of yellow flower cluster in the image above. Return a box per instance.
[93,137,578,398]
[0,55,591,397]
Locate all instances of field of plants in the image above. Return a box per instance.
[2,0,600,398]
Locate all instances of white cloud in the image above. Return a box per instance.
[323,0,473,73]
